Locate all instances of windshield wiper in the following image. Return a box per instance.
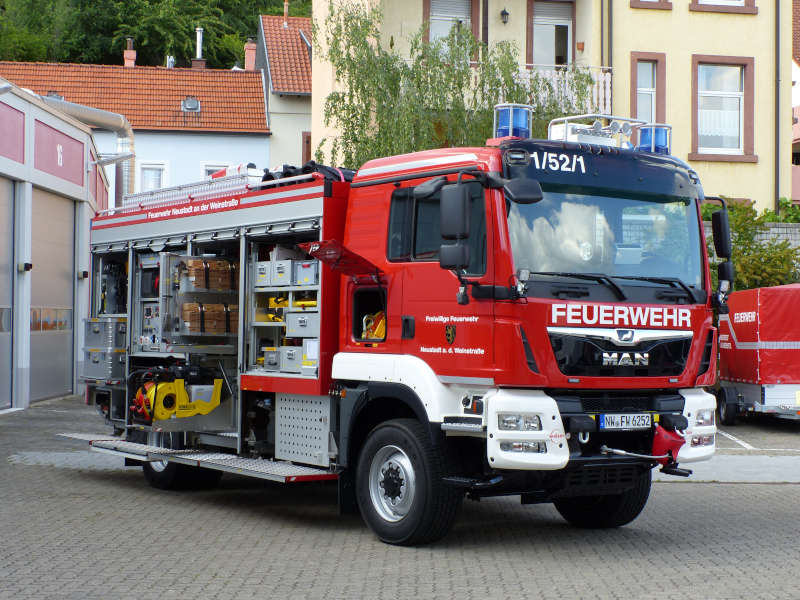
[529,272,627,301]
[612,275,697,302]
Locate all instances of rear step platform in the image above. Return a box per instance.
[59,433,338,483]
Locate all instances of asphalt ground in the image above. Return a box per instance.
[2,396,799,599]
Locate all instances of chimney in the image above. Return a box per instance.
[123,37,136,68]
[192,27,206,69]
[283,0,289,28]
[244,38,257,71]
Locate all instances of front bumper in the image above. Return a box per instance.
[483,387,716,470]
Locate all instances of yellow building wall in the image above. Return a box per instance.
[612,2,791,212]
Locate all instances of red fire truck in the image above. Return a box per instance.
[67,111,732,545]
[717,284,800,424]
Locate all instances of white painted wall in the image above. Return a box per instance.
[267,93,310,168]
[94,130,271,198]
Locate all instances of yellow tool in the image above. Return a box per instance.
[141,378,223,421]
[268,296,289,309]
[362,311,386,340]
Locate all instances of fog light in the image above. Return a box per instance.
[691,434,715,447]
[500,441,545,453]
[498,413,541,431]
[695,409,715,427]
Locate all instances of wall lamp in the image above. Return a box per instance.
[500,8,509,25]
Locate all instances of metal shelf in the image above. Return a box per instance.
[253,285,319,293]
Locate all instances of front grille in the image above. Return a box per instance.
[549,333,691,377]
[552,392,685,414]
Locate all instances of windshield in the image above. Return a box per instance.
[506,186,704,289]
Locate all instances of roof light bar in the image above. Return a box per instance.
[547,114,672,155]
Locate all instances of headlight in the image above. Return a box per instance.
[695,409,715,427]
[691,434,715,447]
[498,413,542,431]
[499,441,546,453]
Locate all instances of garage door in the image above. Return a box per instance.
[30,188,74,401]
[0,177,12,409]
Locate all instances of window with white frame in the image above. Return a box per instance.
[204,164,228,178]
[698,0,744,5]
[697,64,743,153]
[140,164,166,192]
[533,1,572,67]
[636,61,656,123]
[429,0,471,42]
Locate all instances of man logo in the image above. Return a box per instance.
[445,325,456,344]
[616,329,635,343]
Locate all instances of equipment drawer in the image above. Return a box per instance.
[280,346,302,373]
[271,260,292,286]
[82,348,126,381]
[84,318,127,348]
[285,312,320,338]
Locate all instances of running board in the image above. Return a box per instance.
[59,433,338,483]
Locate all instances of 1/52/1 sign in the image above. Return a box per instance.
[531,151,586,174]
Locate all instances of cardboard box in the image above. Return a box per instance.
[186,258,239,290]
[181,302,238,333]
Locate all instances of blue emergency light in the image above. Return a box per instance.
[637,125,670,154]
[494,104,533,139]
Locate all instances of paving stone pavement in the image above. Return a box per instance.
[2,396,800,599]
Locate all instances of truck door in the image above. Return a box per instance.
[390,180,495,381]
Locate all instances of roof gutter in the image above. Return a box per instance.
[40,95,135,208]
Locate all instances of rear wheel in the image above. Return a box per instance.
[356,419,462,545]
[718,388,737,426]
[554,469,651,528]
[142,431,222,490]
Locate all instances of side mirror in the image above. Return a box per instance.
[711,206,732,259]
[504,177,543,204]
[440,183,470,240]
[718,261,734,292]
[715,260,734,314]
[439,243,470,271]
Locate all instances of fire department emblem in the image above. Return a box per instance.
[445,325,456,344]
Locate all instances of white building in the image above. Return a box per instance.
[0,43,270,207]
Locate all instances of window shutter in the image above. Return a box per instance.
[430,0,471,19]
[534,1,573,21]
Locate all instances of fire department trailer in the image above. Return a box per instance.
[717,284,800,424]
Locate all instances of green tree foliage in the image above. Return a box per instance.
[0,0,311,67]
[315,1,595,169]
[704,200,800,291]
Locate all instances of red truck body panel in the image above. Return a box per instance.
[719,284,800,385]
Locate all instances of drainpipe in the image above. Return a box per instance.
[608,0,613,114]
[775,0,781,214]
[40,96,135,208]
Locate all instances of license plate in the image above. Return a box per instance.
[599,413,652,430]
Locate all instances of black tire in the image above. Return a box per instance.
[554,469,652,528]
[355,418,462,545]
[718,387,737,426]
[141,432,222,490]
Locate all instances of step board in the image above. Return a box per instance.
[59,433,338,483]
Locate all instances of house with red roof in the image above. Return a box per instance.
[0,40,270,206]
[256,12,312,167]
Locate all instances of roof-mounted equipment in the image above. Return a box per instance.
[547,114,672,155]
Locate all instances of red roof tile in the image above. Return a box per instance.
[260,15,311,95]
[0,61,268,133]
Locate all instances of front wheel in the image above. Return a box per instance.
[356,419,462,545]
[554,469,651,528]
